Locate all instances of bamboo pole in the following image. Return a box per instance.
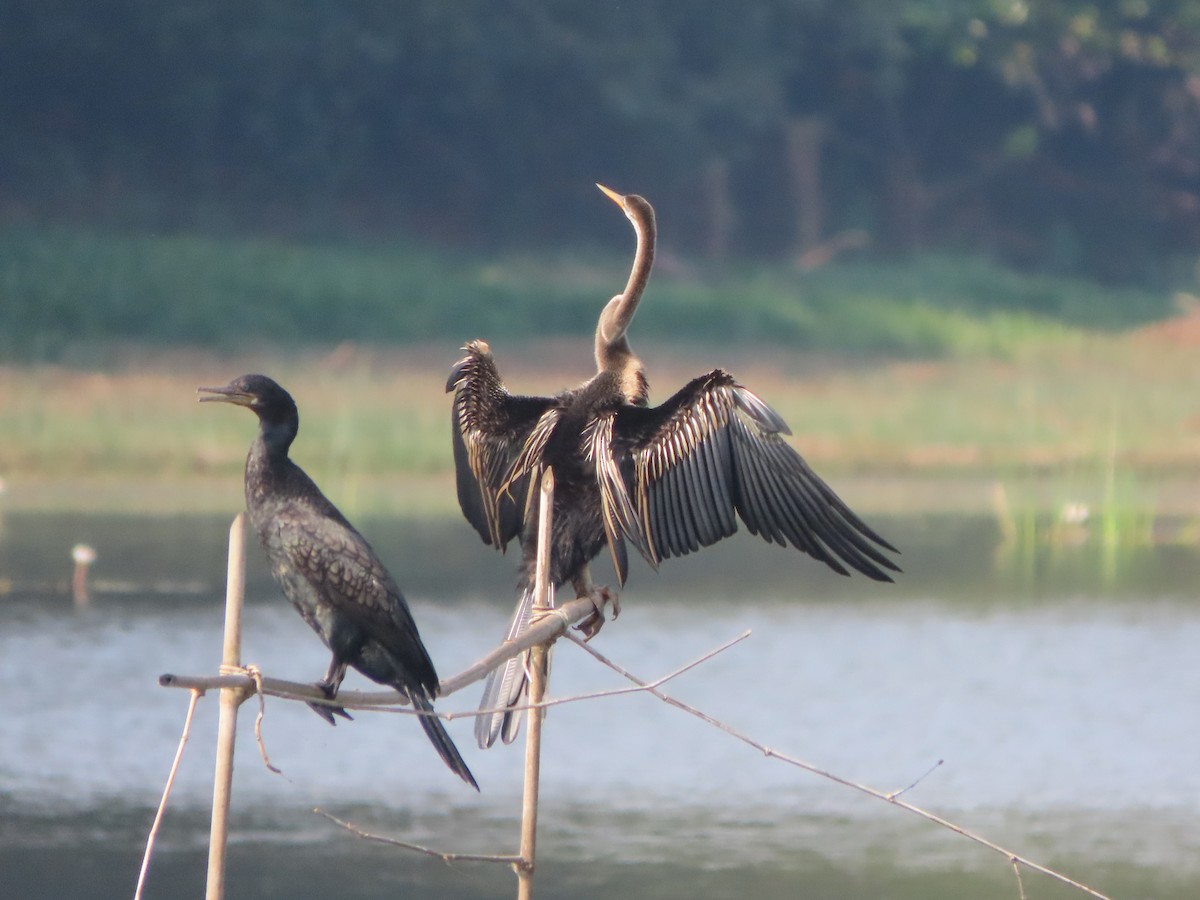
[206,512,248,900]
[517,469,555,900]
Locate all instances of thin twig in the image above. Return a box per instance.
[135,688,202,900]
[1013,857,1028,900]
[313,629,754,881]
[474,630,751,721]
[888,758,943,801]
[567,633,1112,900]
[315,810,524,865]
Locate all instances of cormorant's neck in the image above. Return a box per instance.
[254,410,299,463]
[244,412,300,522]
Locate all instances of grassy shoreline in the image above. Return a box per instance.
[3,332,1199,516]
[4,224,1198,516]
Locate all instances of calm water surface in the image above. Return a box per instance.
[0,511,1197,899]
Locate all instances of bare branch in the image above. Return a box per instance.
[315,809,523,866]
[480,629,751,721]
[440,592,600,695]
[887,758,943,801]
[567,633,1112,900]
[158,594,601,708]
[135,688,202,900]
[1013,857,1028,900]
[163,628,751,729]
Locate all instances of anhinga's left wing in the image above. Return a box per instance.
[606,370,900,581]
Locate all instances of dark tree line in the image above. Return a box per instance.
[4,0,1200,283]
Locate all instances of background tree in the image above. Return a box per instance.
[3,0,1199,285]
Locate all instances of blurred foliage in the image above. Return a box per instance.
[3,0,1200,290]
[0,226,1170,360]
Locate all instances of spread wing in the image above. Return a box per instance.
[269,499,440,697]
[607,370,899,581]
[447,340,557,550]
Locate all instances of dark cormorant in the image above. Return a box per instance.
[448,185,900,749]
[200,374,478,789]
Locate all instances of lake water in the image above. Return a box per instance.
[1,510,1197,899]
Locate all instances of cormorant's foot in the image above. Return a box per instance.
[575,585,618,641]
[306,681,353,725]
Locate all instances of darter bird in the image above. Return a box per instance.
[448,185,900,749]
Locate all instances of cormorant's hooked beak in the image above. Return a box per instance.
[197,384,254,407]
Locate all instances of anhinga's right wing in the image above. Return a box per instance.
[447,340,557,550]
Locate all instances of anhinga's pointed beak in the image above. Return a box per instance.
[197,384,253,407]
[596,183,625,206]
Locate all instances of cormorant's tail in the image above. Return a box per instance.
[413,693,479,790]
[476,586,539,749]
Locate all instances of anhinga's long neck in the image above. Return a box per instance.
[614,199,655,327]
[595,192,656,374]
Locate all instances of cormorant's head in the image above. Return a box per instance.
[198,374,299,439]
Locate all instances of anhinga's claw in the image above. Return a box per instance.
[575,585,619,641]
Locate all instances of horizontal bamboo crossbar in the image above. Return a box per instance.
[159,592,604,710]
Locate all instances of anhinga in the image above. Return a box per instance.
[448,185,900,749]
[200,374,478,789]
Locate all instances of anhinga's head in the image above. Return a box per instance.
[597,183,655,241]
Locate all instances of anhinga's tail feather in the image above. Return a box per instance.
[476,586,538,749]
[413,693,479,790]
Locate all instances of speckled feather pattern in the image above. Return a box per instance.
[205,374,477,788]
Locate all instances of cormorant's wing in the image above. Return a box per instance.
[609,370,900,581]
[270,502,441,698]
[447,341,557,550]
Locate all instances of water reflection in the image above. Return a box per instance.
[5,509,1198,604]
[0,511,1198,899]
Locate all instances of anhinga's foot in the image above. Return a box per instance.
[575,585,619,641]
[306,680,353,725]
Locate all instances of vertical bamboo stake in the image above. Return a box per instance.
[206,512,247,900]
[517,469,555,900]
